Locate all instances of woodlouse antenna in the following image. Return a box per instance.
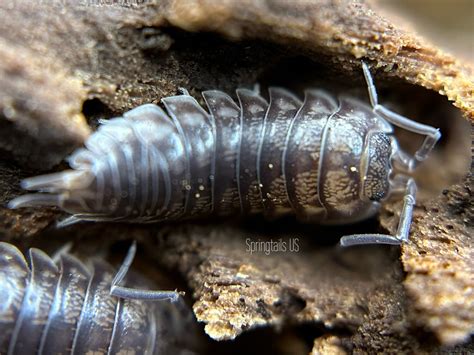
[110,241,183,302]
[362,61,441,171]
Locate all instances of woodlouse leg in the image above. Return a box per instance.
[362,61,441,171]
[388,137,416,172]
[178,87,190,96]
[110,241,182,302]
[56,214,122,228]
[253,83,261,95]
[339,177,417,246]
[56,215,84,228]
[50,242,73,263]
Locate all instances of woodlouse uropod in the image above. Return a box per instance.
[0,241,200,354]
[9,63,441,246]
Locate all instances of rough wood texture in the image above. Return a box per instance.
[0,0,472,353]
[153,223,418,348]
[161,0,474,119]
[388,173,474,345]
[0,38,89,169]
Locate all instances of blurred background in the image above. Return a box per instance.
[378,0,473,61]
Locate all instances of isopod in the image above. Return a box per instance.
[0,241,201,354]
[9,62,441,246]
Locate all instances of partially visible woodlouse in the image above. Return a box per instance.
[0,241,200,355]
[9,63,441,246]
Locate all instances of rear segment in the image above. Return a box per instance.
[9,104,191,225]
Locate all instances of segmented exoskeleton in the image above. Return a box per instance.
[9,63,441,246]
[0,242,200,355]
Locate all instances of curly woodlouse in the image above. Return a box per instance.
[0,241,200,354]
[9,63,441,246]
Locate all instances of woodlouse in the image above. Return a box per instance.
[9,63,441,246]
[0,241,200,354]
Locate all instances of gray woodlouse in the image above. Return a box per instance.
[0,241,200,354]
[9,63,441,246]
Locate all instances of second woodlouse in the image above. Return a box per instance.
[0,241,200,354]
[9,63,441,246]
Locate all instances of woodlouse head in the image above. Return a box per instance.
[362,132,392,202]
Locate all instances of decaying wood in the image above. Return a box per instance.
[0,39,89,169]
[392,173,473,345]
[0,0,472,353]
[160,0,474,119]
[152,223,416,348]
